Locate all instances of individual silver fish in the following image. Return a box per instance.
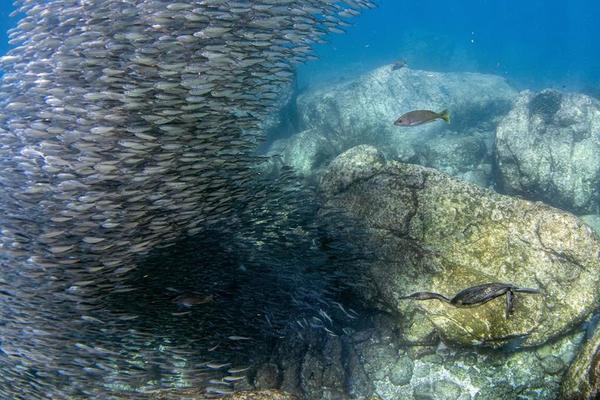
[171,293,215,308]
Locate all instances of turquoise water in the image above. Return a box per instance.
[3,1,599,90]
[1,1,599,399]
[0,7,14,58]
[298,0,600,91]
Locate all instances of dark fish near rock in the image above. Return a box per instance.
[400,282,541,318]
[394,109,450,126]
[391,59,407,71]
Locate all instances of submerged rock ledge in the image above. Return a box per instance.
[497,89,600,214]
[268,67,516,187]
[321,145,600,349]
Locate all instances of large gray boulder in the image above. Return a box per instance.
[496,89,600,213]
[321,145,600,349]
[269,67,516,185]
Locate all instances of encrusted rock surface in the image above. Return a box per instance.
[321,145,600,348]
[496,89,600,213]
[252,312,584,400]
[248,145,600,400]
[141,389,299,400]
[268,68,515,185]
[560,320,600,400]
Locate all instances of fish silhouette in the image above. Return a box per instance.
[400,282,541,318]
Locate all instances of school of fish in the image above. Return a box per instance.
[0,0,375,398]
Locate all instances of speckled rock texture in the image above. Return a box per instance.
[225,391,299,400]
[321,145,600,349]
[267,128,337,178]
[252,328,361,400]
[252,312,584,400]
[267,67,516,186]
[496,89,600,213]
[132,389,299,400]
[560,321,600,400]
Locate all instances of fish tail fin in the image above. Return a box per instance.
[439,109,450,123]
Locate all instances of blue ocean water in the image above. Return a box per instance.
[1,1,600,399]
[2,1,599,92]
[0,6,14,58]
[296,0,600,92]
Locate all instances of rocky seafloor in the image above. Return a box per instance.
[16,62,598,400]
[238,65,600,400]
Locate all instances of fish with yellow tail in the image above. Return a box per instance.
[394,109,450,127]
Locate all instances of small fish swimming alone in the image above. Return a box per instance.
[400,282,541,318]
[391,59,408,71]
[394,109,450,126]
[171,293,214,308]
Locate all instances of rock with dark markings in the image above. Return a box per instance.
[496,89,600,213]
[320,145,600,348]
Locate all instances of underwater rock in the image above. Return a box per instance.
[560,321,600,400]
[353,313,584,400]
[144,389,298,400]
[256,310,584,400]
[496,89,600,213]
[268,128,338,178]
[388,356,414,386]
[320,145,387,196]
[268,68,515,184]
[251,316,407,400]
[267,329,351,400]
[254,363,281,390]
[225,390,299,400]
[412,132,494,187]
[321,145,600,348]
[412,380,462,400]
[580,214,600,236]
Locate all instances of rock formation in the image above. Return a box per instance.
[496,89,600,214]
[268,68,516,186]
[320,145,600,348]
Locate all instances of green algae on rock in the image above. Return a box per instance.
[321,145,600,348]
[560,321,600,400]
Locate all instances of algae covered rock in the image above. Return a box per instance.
[560,321,600,400]
[321,145,600,348]
[413,132,494,187]
[299,68,515,148]
[350,313,584,400]
[146,389,298,400]
[225,391,299,400]
[496,89,600,213]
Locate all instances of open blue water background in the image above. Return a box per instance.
[0,6,14,58]
[2,1,599,93]
[296,0,600,92]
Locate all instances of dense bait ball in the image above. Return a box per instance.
[0,0,374,398]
